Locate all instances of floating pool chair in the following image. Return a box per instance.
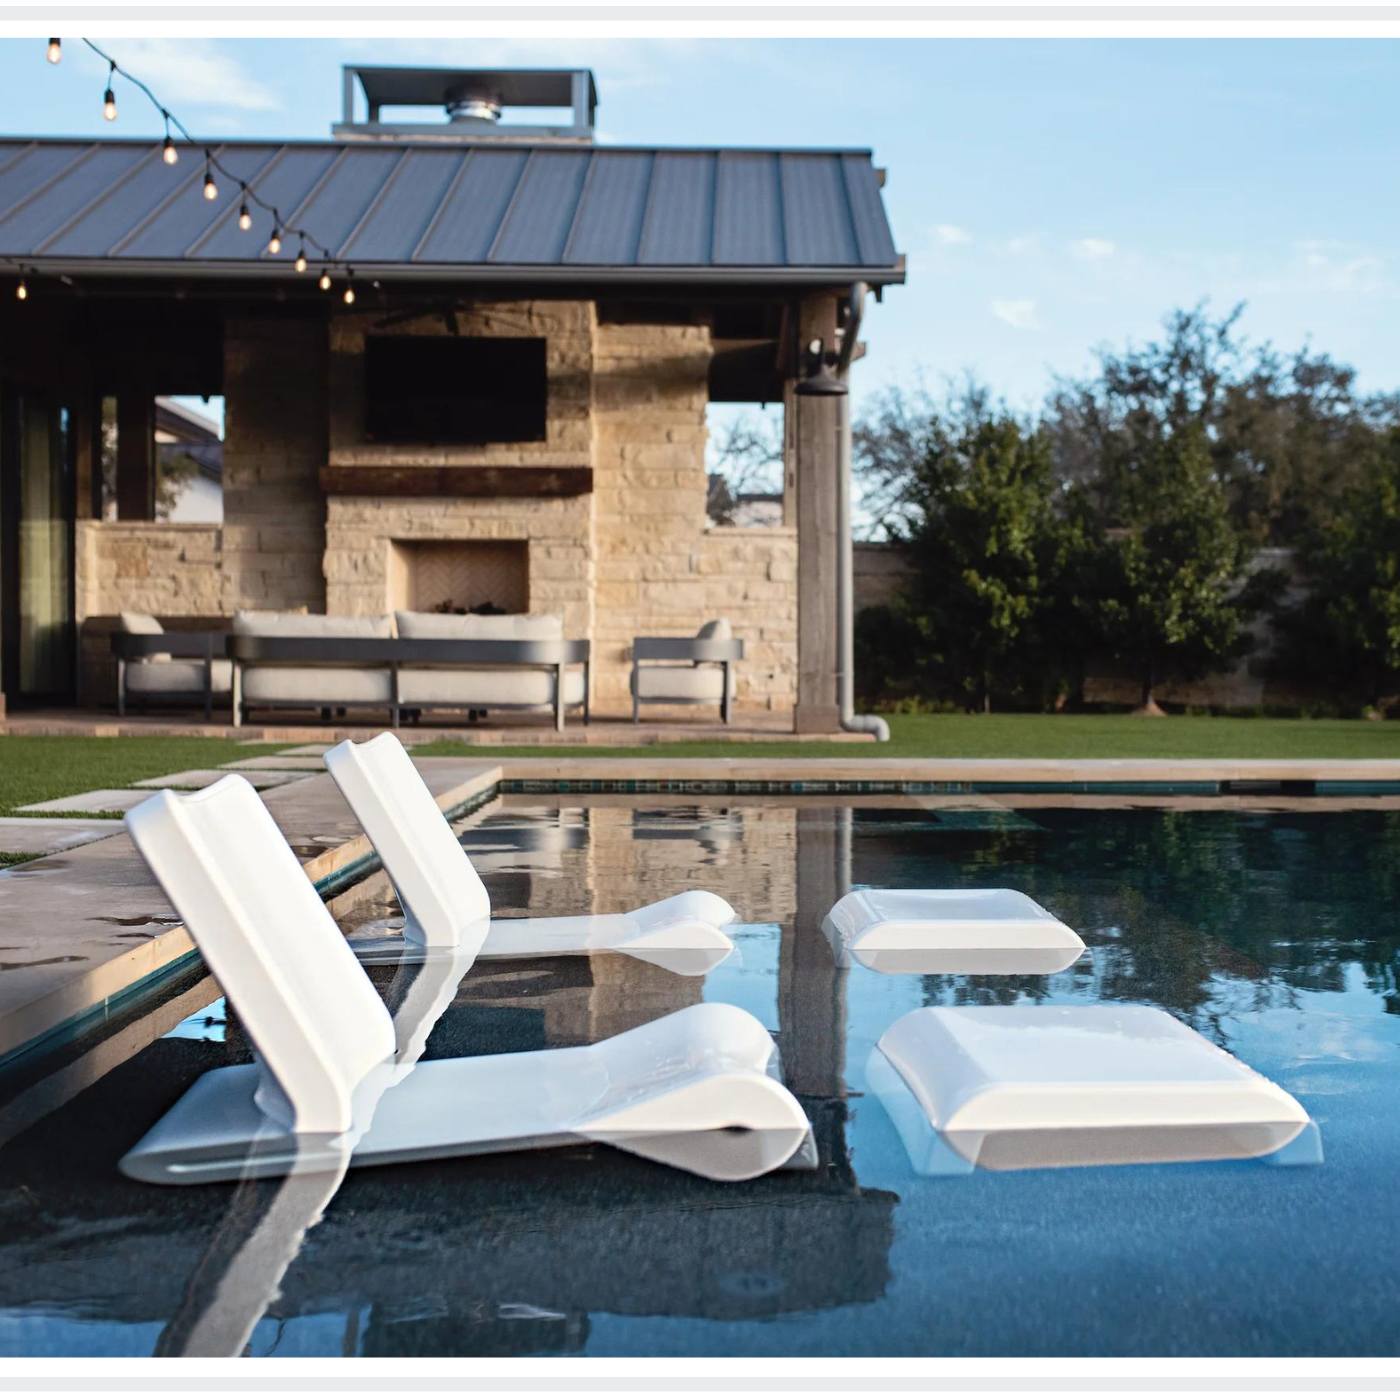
[119,775,813,1186]
[823,888,1086,975]
[324,732,736,975]
[867,1004,1322,1176]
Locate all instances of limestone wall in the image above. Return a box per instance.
[221,316,328,613]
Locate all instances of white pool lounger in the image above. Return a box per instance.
[325,733,736,975]
[867,1005,1322,1175]
[119,776,812,1186]
[823,888,1086,974]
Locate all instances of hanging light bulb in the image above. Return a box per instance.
[342,268,356,305]
[162,135,178,166]
[267,226,282,255]
[16,275,28,302]
[294,243,308,274]
[202,165,218,200]
[318,268,332,292]
[46,38,62,65]
[237,199,252,232]
[102,62,117,121]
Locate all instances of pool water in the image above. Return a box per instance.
[2,796,1400,1357]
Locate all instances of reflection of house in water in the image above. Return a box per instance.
[0,799,894,1356]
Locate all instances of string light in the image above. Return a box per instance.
[342,268,356,305]
[46,40,354,298]
[16,274,28,301]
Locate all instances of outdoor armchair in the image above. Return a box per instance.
[631,618,743,724]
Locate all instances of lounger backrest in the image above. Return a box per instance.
[125,776,395,1135]
[324,733,491,951]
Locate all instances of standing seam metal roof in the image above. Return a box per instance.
[0,138,903,281]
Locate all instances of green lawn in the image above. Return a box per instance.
[413,713,1400,762]
[0,736,290,818]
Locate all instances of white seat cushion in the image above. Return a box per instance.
[233,610,395,639]
[395,611,563,642]
[633,664,730,702]
[242,665,393,705]
[399,667,585,708]
[121,611,170,662]
[126,659,234,695]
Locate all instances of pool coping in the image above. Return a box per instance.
[0,760,501,1075]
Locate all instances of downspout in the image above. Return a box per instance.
[835,282,890,742]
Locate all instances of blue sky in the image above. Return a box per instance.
[2,35,1398,419]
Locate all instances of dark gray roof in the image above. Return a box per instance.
[0,138,903,285]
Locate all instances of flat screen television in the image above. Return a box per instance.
[363,335,548,444]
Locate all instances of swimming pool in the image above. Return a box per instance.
[2,794,1399,1357]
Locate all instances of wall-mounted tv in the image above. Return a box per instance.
[364,335,548,444]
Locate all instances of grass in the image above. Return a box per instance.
[412,713,1400,762]
[0,736,290,818]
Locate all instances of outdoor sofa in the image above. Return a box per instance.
[631,618,743,724]
[229,609,590,730]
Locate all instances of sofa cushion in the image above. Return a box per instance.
[120,611,170,662]
[633,663,732,702]
[125,659,233,695]
[395,611,563,643]
[233,610,395,639]
[242,665,393,706]
[398,666,585,709]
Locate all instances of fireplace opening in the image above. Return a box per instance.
[387,539,529,615]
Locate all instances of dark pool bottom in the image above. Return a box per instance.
[2,800,1399,1357]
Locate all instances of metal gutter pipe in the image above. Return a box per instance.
[835,281,890,742]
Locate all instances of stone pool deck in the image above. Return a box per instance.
[0,758,500,1068]
[4,751,1400,1074]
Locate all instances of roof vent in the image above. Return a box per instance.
[336,65,596,145]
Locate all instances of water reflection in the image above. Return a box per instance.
[5,797,1400,1355]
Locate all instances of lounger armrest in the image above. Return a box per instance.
[111,631,225,660]
[633,637,745,663]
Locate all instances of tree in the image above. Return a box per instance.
[871,383,1070,712]
[706,412,783,527]
[1045,303,1399,547]
[1086,426,1258,714]
[1273,429,1400,710]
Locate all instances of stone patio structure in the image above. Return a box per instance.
[0,64,905,731]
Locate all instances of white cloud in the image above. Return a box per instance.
[86,39,278,112]
[1293,239,1389,293]
[1006,234,1040,256]
[1072,237,1117,261]
[991,299,1040,330]
[933,223,972,245]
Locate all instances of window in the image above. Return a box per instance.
[364,336,548,444]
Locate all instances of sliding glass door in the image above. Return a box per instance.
[1,387,75,704]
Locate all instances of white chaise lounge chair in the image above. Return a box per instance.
[324,733,736,975]
[119,775,813,1186]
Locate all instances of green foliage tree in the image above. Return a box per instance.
[1274,429,1400,710]
[1083,427,1258,713]
[869,382,1072,712]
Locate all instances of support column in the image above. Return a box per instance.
[793,295,841,734]
[116,391,154,521]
